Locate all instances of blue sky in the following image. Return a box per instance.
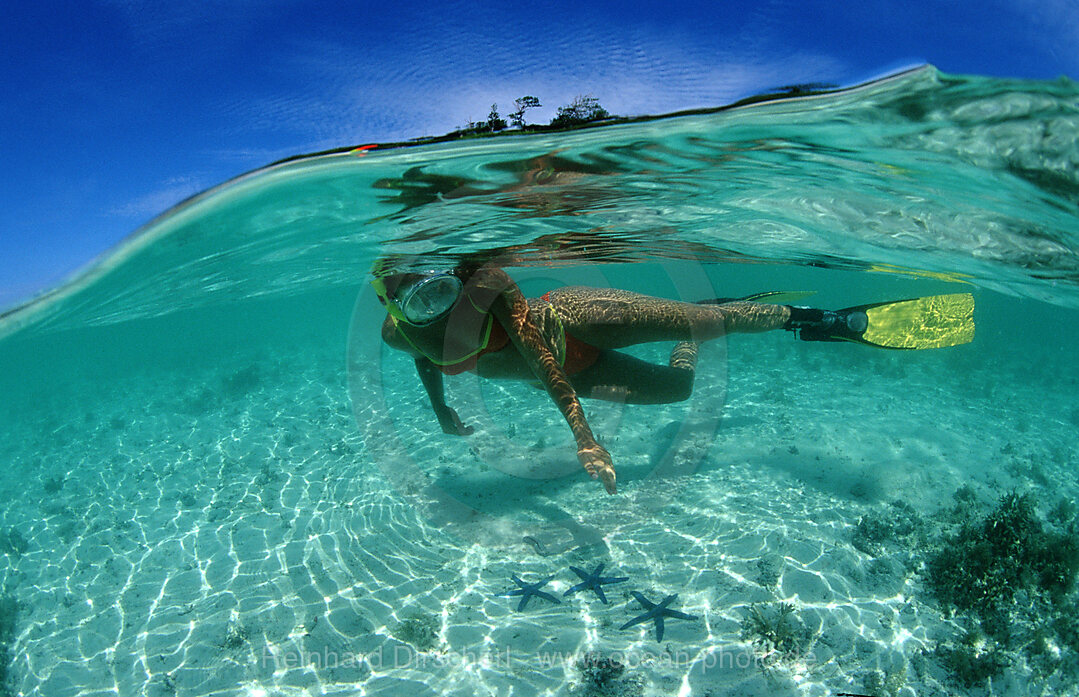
[2,0,1077,309]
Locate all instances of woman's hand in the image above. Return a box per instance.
[436,406,474,436]
[577,443,616,494]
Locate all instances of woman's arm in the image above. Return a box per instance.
[414,357,474,436]
[479,268,617,494]
[382,315,473,436]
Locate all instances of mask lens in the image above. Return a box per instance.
[400,274,462,325]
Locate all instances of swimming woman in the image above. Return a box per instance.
[373,261,974,494]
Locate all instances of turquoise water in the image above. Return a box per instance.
[1,65,1078,696]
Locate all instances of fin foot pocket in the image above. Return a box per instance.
[786,293,974,349]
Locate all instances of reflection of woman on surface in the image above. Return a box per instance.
[373,260,974,495]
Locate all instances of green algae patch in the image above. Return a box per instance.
[928,492,1079,612]
[926,491,1079,688]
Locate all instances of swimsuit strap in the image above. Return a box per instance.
[391,313,495,367]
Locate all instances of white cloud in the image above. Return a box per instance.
[223,29,848,153]
[110,176,206,220]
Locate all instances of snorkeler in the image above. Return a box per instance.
[373,262,974,495]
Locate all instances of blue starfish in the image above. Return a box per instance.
[619,592,698,642]
[563,564,629,604]
[504,574,561,612]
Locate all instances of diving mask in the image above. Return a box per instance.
[374,272,463,326]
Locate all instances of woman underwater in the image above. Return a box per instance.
[373,260,974,494]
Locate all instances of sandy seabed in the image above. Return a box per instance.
[1,327,1077,697]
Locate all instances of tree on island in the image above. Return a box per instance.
[456,104,508,135]
[509,96,541,128]
[549,95,610,128]
[453,94,612,137]
[487,104,508,132]
[770,82,837,95]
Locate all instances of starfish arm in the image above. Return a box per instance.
[619,613,653,631]
[655,617,665,642]
[595,586,608,604]
[564,581,587,596]
[657,594,678,609]
[535,590,562,605]
[591,563,606,576]
[600,576,629,585]
[568,566,589,580]
[507,575,561,611]
[630,591,656,610]
[663,609,698,621]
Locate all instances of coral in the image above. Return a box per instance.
[392,611,440,651]
[1052,597,1079,653]
[851,500,924,557]
[754,554,782,589]
[575,653,643,697]
[934,629,1009,688]
[1049,497,1078,528]
[924,490,1079,688]
[1026,624,1068,681]
[740,602,815,663]
[862,662,907,697]
[927,492,1079,613]
[951,484,978,508]
[222,612,248,650]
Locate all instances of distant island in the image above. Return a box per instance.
[452,94,612,136]
[272,83,841,165]
[450,84,836,137]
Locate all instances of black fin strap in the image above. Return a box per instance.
[783,306,830,331]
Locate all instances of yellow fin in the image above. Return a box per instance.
[862,293,975,349]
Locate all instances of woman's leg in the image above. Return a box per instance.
[544,287,789,349]
[570,341,700,404]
